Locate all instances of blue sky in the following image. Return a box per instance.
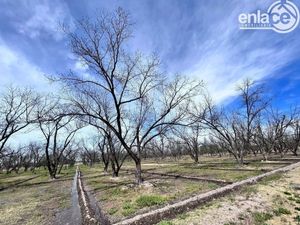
[0,0,300,109]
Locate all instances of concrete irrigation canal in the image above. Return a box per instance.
[71,162,300,225]
[55,170,82,225]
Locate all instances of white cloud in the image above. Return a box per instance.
[123,0,299,105]
[74,58,89,72]
[17,1,74,40]
[0,39,50,91]
[180,0,300,104]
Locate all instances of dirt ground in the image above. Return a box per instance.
[165,166,300,225]
[83,170,220,223]
[82,156,299,224]
[0,169,75,225]
[1,156,299,225]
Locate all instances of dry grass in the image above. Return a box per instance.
[161,163,300,225]
[82,166,219,222]
[0,167,75,225]
[1,155,298,225]
[80,155,299,223]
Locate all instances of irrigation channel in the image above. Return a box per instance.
[71,162,300,225]
[55,170,82,225]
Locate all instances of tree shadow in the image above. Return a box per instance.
[0,175,41,191]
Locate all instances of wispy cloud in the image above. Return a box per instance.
[17,0,74,40]
[115,0,300,104]
[183,1,300,103]
[0,0,299,105]
[0,38,49,91]
[0,0,299,146]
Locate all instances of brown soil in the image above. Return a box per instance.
[171,167,300,225]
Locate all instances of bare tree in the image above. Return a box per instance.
[147,133,168,159]
[254,109,293,160]
[167,138,185,160]
[236,79,269,157]
[80,139,100,167]
[58,144,79,174]
[175,122,203,163]
[0,87,38,158]
[1,147,24,174]
[20,147,33,172]
[97,135,110,173]
[26,142,44,173]
[201,80,268,164]
[288,119,300,156]
[201,97,245,164]
[54,8,201,184]
[37,97,83,179]
[105,130,127,177]
[201,137,224,157]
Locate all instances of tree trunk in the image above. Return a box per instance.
[234,152,244,165]
[112,170,119,177]
[103,163,109,173]
[232,153,240,164]
[135,159,143,184]
[45,139,55,179]
[50,173,56,179]
[58,163,64,174]
[262,152,268,161]
[111,160,116,177]
[31,167,36,174]
[239,155,244,165]
[49,163,57,179]
[193,153,199,163]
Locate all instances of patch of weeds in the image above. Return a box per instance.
[252,212,273,225]
[122,202,136,216]
[157,220,174,225]
[295,207,300,211]
[89,179,104,186]
[58,196,70,209]
[238,215,245,220]
[110,188,122,196]
[242,185,257,198]
[185,182,200,193]
[215,202,222,208]
[207,183,219,189]
[273,194,284,205]
[273,207,291,216]
[178,213,188,220]
[99,195,108,201]
[224,222,237,225]
[108,207,118,215]
[296,199,300,204]
[136,195,167,207]
[234,174,250,181]
[287,196,296,201]
[260,173,282,184]
[294,215,300,224]
[228,195,235,203]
